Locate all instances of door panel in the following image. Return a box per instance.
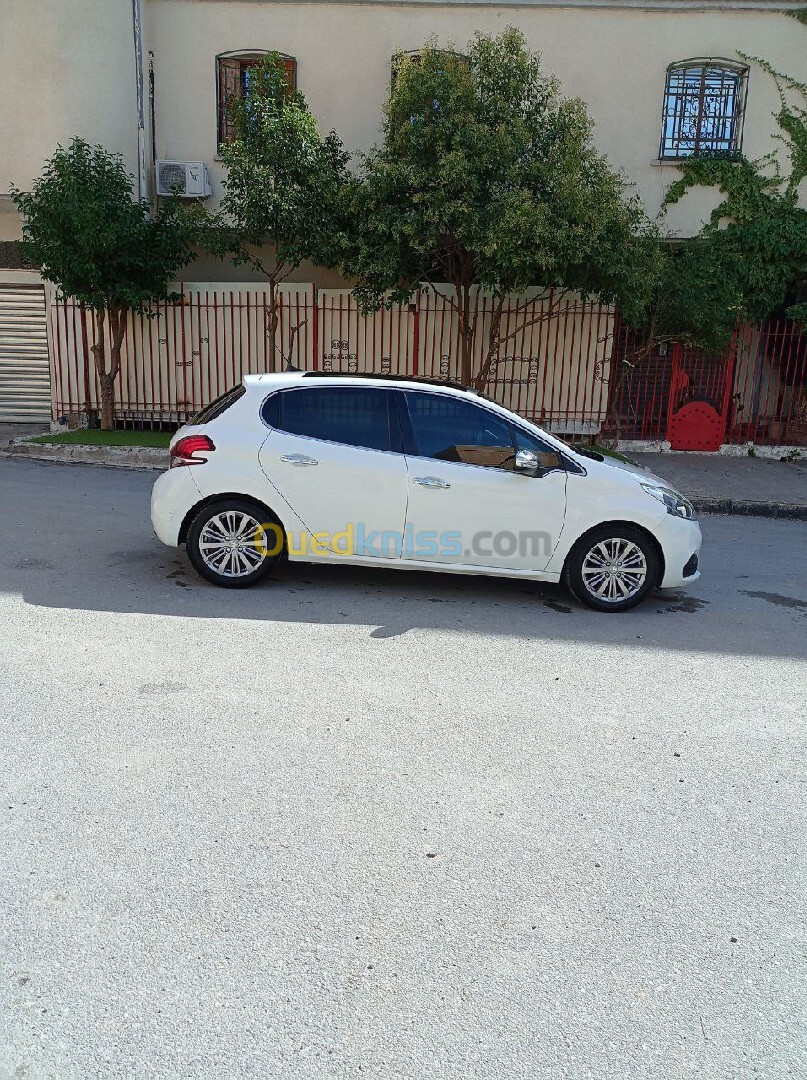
[257,386,407,558]
[404,457,566,570]
[400,390,567,571]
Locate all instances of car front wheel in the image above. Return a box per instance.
[186,499,283,588]
[564,526,659,612]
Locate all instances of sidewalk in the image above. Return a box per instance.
[0,424,165,470]
[0,422,49,442]
[629,452,807,518]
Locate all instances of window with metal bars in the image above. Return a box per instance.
[390,49,470,87]
[660,59,748,159]
[216,51,297,147]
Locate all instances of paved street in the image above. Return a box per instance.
[1,457,805,1080]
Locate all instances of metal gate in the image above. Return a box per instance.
[665,340,736,451]
[0,283,51,422]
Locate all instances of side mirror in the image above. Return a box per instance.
[514,449,540,476]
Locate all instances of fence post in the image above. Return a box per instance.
[311,283,319,370]
[719,322,740,439]
[411,290,420,376]
[665,342,683,441]
[79,302,91,416]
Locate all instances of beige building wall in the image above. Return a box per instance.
[0,0,141,241]
[145,0,803,276]
[1,0,804,276]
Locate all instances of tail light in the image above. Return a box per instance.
[170,434,215,468]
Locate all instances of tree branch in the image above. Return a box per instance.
[495,303,566,346]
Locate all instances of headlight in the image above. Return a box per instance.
[640,483,696,520]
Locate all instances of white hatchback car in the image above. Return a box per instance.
[151,373,701,611]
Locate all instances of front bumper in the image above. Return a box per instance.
[653,514,703,589]
[150,466,202,547]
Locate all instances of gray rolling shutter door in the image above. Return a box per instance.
[0,284,52,422]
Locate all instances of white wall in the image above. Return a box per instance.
[0,0,140,198]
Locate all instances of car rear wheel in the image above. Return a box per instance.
[564,525,659,612]
[186,499,283,588]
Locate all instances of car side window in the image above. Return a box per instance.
[262,387,393,452]
[510,425,564,472]
[404,391,514,468]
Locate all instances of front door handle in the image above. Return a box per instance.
[414,476,451,489]
[280,453,318,467]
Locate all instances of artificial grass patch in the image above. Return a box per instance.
[29,429,172,448]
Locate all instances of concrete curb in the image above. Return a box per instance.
[620,440,807,461]
[691,497,807,520]
[0,440,166,471]
[2,439,806,519]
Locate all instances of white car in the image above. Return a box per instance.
[151,373,701,612]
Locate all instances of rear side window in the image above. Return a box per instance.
[192,384,245,424]
[262,386,393,452]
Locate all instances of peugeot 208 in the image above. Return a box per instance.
[151,373,701,612]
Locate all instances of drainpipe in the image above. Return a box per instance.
[149,51,157,181]
[132,0,147,201]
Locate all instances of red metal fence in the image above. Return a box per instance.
[47,285,615,436]
[730,320,807,446]
[608,317,807,447]
[46,285,807,446]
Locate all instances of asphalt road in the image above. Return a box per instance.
[1,458,805,1080]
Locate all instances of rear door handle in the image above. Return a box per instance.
[414,476,451,489]
[281,453,318,467]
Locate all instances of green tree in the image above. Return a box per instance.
[215,54,349,368]
[342,28,655,390]
[11,138,196,429]
[606,235,744,444]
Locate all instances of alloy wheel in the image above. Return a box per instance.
[580,537,648,603]
[198,510,266,579]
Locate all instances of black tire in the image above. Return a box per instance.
[563,524,659,612]
[186,499,284,589]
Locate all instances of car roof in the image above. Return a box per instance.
[243,371,481,397]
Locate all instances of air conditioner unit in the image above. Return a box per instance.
[156,160,212,198]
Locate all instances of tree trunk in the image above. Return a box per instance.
[91,305,127,430]
[267,277,279,372]
[282,317,307,369]
[89,308,108,429]
[99,374,116,431]
[605,378,624,450]
[458,283,474,386]
[474,296,506,393]
[604,340,655,450]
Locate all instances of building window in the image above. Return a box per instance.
[660,59,748,159]
[216,51,297,146]
[391,49,469,87]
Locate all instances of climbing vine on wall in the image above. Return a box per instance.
[663,53,807,326]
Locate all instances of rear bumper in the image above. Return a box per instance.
[653,515,703,589]
[151,467,202,547]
